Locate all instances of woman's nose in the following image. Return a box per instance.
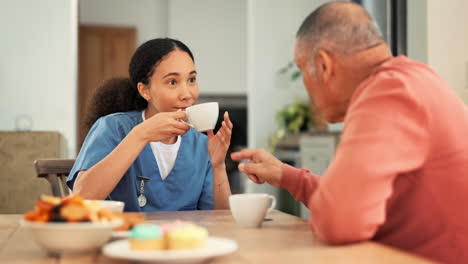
[179,84,192,101]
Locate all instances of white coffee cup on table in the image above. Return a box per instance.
[185,102,219,132]
[229,193,276,228]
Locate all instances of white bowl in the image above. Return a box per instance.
[21,219,122,254]
[85,200,125,212]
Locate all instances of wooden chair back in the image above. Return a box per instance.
[34,159,75,197]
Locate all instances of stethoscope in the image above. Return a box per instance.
[137,175,150,207]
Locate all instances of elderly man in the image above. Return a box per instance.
[231,2,468,263]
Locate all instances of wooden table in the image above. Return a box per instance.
[0,210,437,264]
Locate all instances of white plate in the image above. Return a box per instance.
[103,237,238,263]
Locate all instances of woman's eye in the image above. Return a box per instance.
[168,80,177,85]
[189,77,197,83]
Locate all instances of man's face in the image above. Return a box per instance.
[294,41,330,122]
[294,40,346,123]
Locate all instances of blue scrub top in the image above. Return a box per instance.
[67,111,213,212]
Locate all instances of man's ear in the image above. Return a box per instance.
[315,49,333,84]
[137,82,150,101]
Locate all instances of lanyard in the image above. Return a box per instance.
[137,176,150,207]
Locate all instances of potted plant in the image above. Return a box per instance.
[269,98,309,150]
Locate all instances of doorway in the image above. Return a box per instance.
[77,25,136,151]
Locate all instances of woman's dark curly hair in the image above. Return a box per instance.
[83,38,194,135]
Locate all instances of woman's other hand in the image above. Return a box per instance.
[208,111,234,168]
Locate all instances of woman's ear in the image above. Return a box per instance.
[315,49,333,84]
[137,82,150,101]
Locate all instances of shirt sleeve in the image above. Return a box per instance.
[197,158,214,210]
[281,75,429,244]
[281,164,321,205]
[67,116,122,190]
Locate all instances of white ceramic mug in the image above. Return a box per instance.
[185,102,219,132]
[229,193,276,228]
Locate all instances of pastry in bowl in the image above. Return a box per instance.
[24,194,120,223]
[22,194,122,254]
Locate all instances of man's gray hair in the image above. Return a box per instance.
[297,1,384,60]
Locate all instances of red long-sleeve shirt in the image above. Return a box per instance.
[281,56,468,264]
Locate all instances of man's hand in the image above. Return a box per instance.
[230,148,283,187]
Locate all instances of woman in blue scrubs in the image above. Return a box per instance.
[67,38,233,211]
